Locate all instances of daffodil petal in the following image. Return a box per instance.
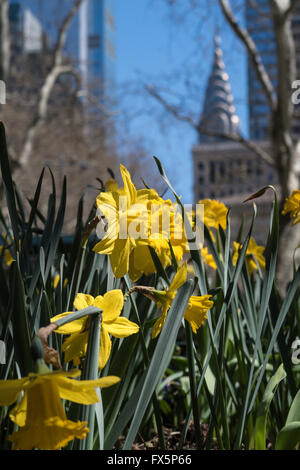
[105,317,139,338]
[96,190,118,213]
[9,394,27,427]
[169,264,187,292]
[99,327,112,370]
[73,293,95,311]
[110,237,133,279]
[95,290,123,323]
[120,164,137,206]
[152,311,168,339]
[93,219,118,255]
[62,331,89,364]
[0,377,30,406]
[56,375,119,404]
[51,312,87,335]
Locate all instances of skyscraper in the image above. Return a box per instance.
[9,0,115,106]
[246,0,300,140]
[193,34,276,242]
[198,35,240,143]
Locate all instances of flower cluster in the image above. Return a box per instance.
[282,190,300,225]
[0,164,271,451]
[93,165,191,281]
[150,263,213,338]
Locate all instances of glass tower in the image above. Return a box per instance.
[246,0,300,140]
[9,0,115,105]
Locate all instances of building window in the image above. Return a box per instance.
[210,162,215,184]
[88,34,100,49]
[219,162,226,178]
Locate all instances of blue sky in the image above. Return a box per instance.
[114,0,248,203]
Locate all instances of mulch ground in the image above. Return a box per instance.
[116,422,219,450]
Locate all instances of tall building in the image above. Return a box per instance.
[192,35,276,242]
[9,0,116,106]
[9,2,43,54]
[8,1,118,233]
[198,35,240,144]
[246,0,300,140]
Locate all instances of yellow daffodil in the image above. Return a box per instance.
[0,244,14,266]
[199,199,228,232]
[106,178,119,192]
[51,290,139,369]
[53,274,68,289]
[232,237,265,275]
[93,165,190,280]
[93,165,157,278]
[53,273,60,289]
[282,190,300,225]
[151,264,213,338]
[201,246,217,270]
[0,366,119,450]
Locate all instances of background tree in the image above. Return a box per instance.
[0,0,166,231]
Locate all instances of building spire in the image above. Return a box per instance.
[198,33,240,143]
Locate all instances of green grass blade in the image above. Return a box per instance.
[275,422,300,450]
[123,279,195,449]
[254,363,286,450]
[0,123,19,249]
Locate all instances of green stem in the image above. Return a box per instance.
[124,275,166,450]
[54,306,102,328]
[184,320,202,449]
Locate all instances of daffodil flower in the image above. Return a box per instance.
[0,239,14,266]
[151,264,213,338]
[51,290,139,369]
[199,199,228,231]
[232,237,265,275]
[93,165,159,278]
[201,246,217,270]
[93,165,190,280]
[282,190,300,225]
[0,365,119,450]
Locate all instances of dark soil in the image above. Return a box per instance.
[116,422,219,450]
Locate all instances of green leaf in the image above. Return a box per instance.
[275,422,300,450]
[78,312,102,450]
[11,255,32,376]
[286,389,300,424]
[254,364,286,450]
[0,123,19,250]
[123,279,195,449]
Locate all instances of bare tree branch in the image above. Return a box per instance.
[0,0,10,81]
[270,0,298,196]
[77,90,120,117]
[283,0,300,21]
[219,0,277,113]
[19,65,81,169]
[146,84,275,168]
[17,0,84,169]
